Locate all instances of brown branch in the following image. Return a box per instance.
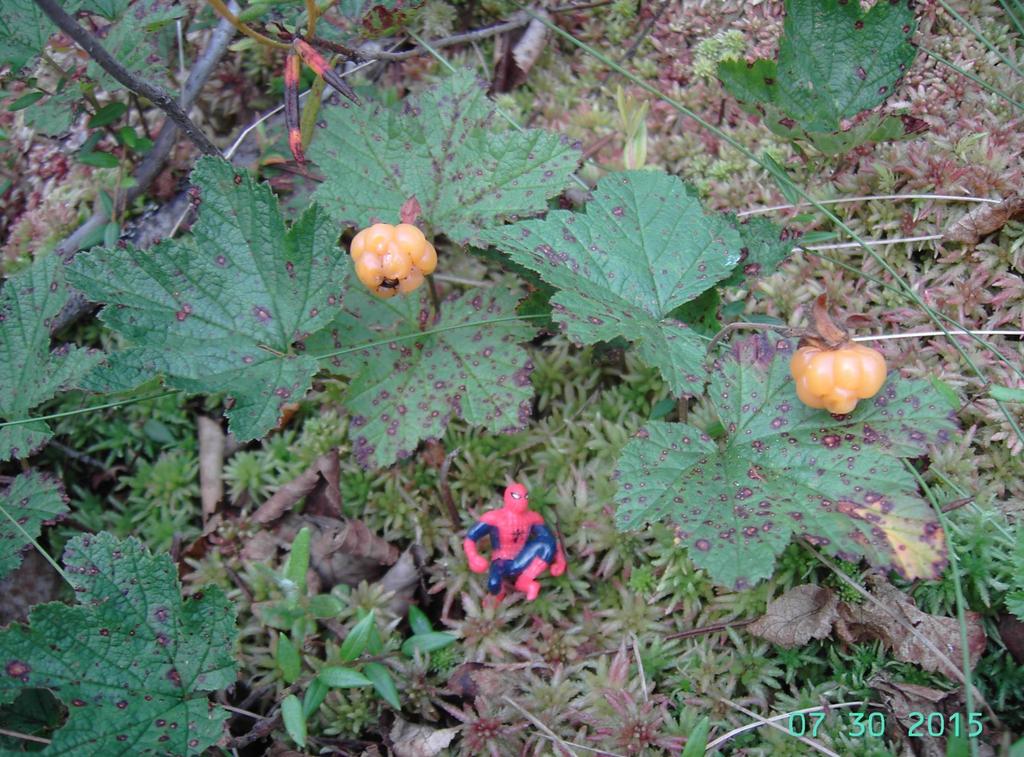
[33,0,220,156]
[354,16,531,61]
[49,7,238,336]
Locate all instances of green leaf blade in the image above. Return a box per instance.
[309,276,536,468]
[67,158,349,441]
[309,69,580,246]
[615,334,954,588]
[0,256,102,460]
[484,171,743,396]
[0,472,68,581]
[718,0,917,143]
[0,532,237,754]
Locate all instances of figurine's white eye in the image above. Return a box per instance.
[511,491,521,499]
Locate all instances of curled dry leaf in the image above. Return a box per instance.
[252,450,342,523]
[944,194,1024,245]
[492,11,548,93]
[306,515,399,588]
[835,580,986,677]
[747,584,839,647]
[389,717,459,757]
[377,545,425,618]
[197,415,225,521]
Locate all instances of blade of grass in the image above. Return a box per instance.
[905,460,980,757]
[920,46,1024,112]
[937,0,1024,79]
[997,0,1024,39]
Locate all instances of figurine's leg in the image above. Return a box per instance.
[510,541,555,601]
[487,560,510,595]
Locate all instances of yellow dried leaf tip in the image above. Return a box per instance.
[349,223,435,298]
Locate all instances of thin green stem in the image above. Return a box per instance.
[0,502,73,588]
[312,312,547,362]
[937,0,1024,79]
[921,46,1024,112]
[904,461,979,757]
[0,391,179,430]
[997,0,1024,39]
[928,467,1014,540]
[1,315,546,429]
[519,6,1024,445]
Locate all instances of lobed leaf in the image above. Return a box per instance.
[309,273,536,469]
[309,69,580,246]
[717,0,917,150]
[68,157,350,441]
[0,0,53,72]
[0,471,68,581]
[0,532,236,755]
[482,170,743,396]
[0,255,103,461]
[615,334,956,588]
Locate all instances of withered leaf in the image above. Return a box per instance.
[836,580,986,677]
[748,584,839,647]
[944,194,1024,245]
[389,717,459,757]
[197,416,225,521]
[491,12,548,94]
[252,450,342,523]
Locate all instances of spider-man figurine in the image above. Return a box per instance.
[463,483,567,601]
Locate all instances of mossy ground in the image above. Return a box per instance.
[3,0,1024,754]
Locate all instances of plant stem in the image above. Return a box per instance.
[34,0,221,156]
[206,0,289,49]
[0,503,74,588]
[736,193,1002,218]
[905,462,980,757]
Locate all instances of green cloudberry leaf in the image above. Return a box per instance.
[309,273,535,469]
[310,69,580,246]
[0,532,237,755]
[86,0,184,90]
[718,0,916,142]
[0,471,68,581]
[68,157,350,441]
[482,170,743,397]
[0,255,103,461]
[615,334,956,589]
[718,214,792,288]
[0,0,54,72]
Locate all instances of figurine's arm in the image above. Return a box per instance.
[529,523,567,576]
[463,521,494,574]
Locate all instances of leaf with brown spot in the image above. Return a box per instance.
[68,158,349,442]
[614,333,955,588]
[483,171,745,396]
[748,584,839,647]
[311,70,579,246]
[0,256,102,461]
[308,272,536,469]
[0,533,236,755]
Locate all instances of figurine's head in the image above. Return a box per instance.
[503,483,529,512]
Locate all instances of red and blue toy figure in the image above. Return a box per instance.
[462,483,567,601]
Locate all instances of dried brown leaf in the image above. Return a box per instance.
[389,717,459,757]
[997,614,1024,665]
[491,12,548,93]
[377,545,424,617]
[306,514,399,588]
[197,415,225,521]
[748,584,839,647]
[252,450,341,523]
[944,195,1024,245]
[836,581,986,676]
